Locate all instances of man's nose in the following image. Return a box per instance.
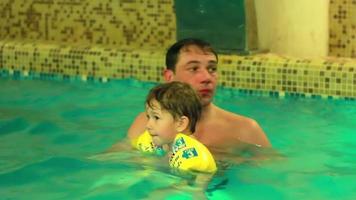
[200,68,213,83]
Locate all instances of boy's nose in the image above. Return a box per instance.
[146,120,153,131]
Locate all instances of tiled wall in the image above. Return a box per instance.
[0,0,176,50]
[0,41,166,82]
[2,40,355,99]
[219,54,355,98]
[0,0,355,99]
[329,0,356,57]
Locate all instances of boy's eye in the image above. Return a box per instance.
[146,115,159,120]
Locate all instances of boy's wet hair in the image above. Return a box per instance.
[146,81,202,133]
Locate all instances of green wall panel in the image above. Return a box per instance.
[175,0,246,53]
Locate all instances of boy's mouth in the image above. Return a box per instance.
[149,132,157,136]
[148,131,158,137]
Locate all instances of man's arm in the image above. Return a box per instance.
[127,112,148,140]
[107,112,147,152]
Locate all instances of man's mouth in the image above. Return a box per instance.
[199,89,212,95]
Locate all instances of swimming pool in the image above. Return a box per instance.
[0,76,355,200]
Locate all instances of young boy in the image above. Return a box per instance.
[132,81,217,173]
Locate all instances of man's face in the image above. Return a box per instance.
[167,45,218,107]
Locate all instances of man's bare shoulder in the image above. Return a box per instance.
[214,105,271,147]
[213,105,254,125]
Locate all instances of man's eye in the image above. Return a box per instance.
[154,116,160,120]
[188,66,199,72]
[208,66,217,73]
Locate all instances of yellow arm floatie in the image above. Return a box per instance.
[132,131,217,173]
[169,133,217,173]
[132,130,165,156]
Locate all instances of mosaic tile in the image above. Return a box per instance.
[0,0,176,49]
[218,54,356,98]
[0,40,166,82]
[329,0,356,57]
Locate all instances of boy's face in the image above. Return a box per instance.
[145,100,178,146]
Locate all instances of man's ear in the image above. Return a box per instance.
[175,116,190,133]
[163,69,174,82]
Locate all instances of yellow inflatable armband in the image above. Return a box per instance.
[133,131,217,173]
[132,130,165,156]
[169,133,217,173]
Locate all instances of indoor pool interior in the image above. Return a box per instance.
[0,75,355,200]
[0,0,355,199]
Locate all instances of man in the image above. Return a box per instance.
[110,38,271,154]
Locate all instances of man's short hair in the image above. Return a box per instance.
[165,38,218,71]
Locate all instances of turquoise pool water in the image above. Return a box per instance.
[0,76,355,200]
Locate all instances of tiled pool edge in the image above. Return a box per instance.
[1,68,354,101]
[1,41,355,99]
